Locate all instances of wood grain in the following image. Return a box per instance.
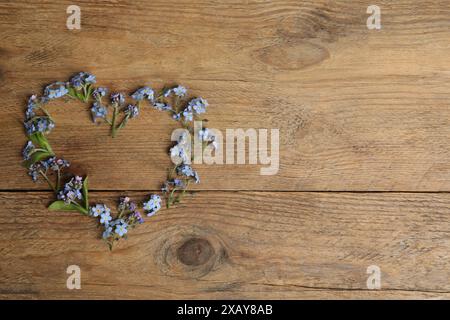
[1,191,450,299]
[0,0,449,191]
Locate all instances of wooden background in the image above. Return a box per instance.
[1,0,450,299]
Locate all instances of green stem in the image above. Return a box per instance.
[167,187,179,208]
[175,180,190,204]
[82,85,88,102]
[174,96,180,113]
[56,168,61,191]
[117,114,130,131]
[38,107,54,122]
[73,202,88,215]
[66,91,77,99]
[29,148,49,154]
[111,106,118,138]
[118,208,126,219]
[168,166,177,180]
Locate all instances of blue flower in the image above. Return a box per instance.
[70,72,96,89]
[41,157,55,170]
[129,202,137,211]
[24,117,55,134]
[56,158,70,169]
[92,87,108,100]
[188,97,208,114]
[180,98,208,122]
[172,113,181,121]
[125,104,139,118]
[27,163,40,182]
[90,102,107,123]
[132,211,144,224]
[85,74,96,84]
[58,176,84,205]
[131,87,154,101]
[102,226,113,239]
[110,218,125,226]
[26,157,70,182]
[162,179,185,191]
[44,82,68,99]
[90,204,105,217]
[173,178,184,187]
[164,85,187,97]
[154,102,172,111]
[170,142,190,165]
[25,95,42,120]
[177,164,200,183]
[172,85,187,97]
[36,119,46,131]
[22,141,35,161]
[198,128,209,141]
[111,93,125,105]
[115,222,128,237]
[100,211,112,225]
[41,157,70,171]
[163,88,172,97]
[143,194,162,216]
[182,109,194,121]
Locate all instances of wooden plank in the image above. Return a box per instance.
[0,0,450,191]
[1,191,450,299]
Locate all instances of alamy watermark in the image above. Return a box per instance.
[66,265,81,289]
[66,5,81,30]
[170,121,279,175]
[366,5,381,30]
[366,265,381,289]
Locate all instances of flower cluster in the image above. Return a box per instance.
[24,117,55,135]
[91,102,108,123]
[70,72,96,89]
[27,157,70,182]
[57,176,83,205]
[131,87,154,101]
[180,97,208,122]
[21,72,212,249]
[170,132,191,165]
[67,72,96,102]
[92,87,108,100]
[90,196,151,249]
[164,132,201,207]
[125,104,139,118]
[143,194,162,216]
[44,82,69,99]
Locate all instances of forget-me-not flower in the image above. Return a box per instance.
[44,82,68,99]
[92,87,108,100]
[115,222,128,237]
[143,194,162,216]
[90,102,107,123]
[131,87,154,101]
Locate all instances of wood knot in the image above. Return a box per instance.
[154,225,228,279]
[253,41,329,71]
[177,238,214,266]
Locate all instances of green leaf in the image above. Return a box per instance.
[82,176,89,210]
[28,150,52,164]
[48,201,88,215]
[48,201,80,211]
[28,132,42,146]
[75,90,84,102]
[67,87,77,99]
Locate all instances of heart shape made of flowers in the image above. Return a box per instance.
[21,72,215,249]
